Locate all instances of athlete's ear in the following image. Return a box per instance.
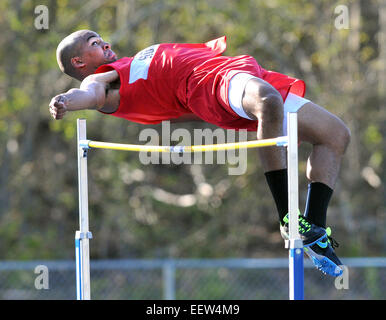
[71,56,86,69]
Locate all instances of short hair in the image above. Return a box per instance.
[56,30,97,80]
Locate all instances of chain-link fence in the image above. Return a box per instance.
[0,258,385,300]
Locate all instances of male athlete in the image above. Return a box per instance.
[50,30,351,276]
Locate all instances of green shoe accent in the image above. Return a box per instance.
[324,227,339,249]
[280,212,327,246]
[282,210,302,225]
[282,212,312,233]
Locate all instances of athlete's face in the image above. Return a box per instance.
[81,31,117,66]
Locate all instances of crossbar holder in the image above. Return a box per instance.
[75,114,303,300]
[286,112,304,300]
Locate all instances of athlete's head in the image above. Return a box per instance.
[56,30,117,81]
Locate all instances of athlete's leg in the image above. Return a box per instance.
[297,102,351,189]
[241,79,351,225]
[232,72,350,276]
[230,75,288,223]
[297,101,350,230]
[240,77,287,171]
[288,101,350,276]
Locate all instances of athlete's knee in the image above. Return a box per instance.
[258,91,284,126]
[243,81,284,122]
[325,117,351,154]
[298,102,351,154]
[336,121,351,154]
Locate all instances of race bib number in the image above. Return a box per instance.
[129,44,160,84]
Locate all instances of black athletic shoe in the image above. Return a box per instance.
[304,227,344,277]
[280,212,327,246]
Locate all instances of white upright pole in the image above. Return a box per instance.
[287,112,304,300]
[76,119,92,300]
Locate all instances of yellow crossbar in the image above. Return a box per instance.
[86,136,288,153]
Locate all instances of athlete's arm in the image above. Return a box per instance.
[49,70,119,120]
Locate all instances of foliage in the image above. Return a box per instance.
[0,0,384,261]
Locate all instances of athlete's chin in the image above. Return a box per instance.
[103,56,117,64]
[105,51,117,62]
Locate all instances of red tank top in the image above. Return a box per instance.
[95,37,305,131]
[95,37,227,124]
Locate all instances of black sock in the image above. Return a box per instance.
[264,169,288,224]
[304,182,333,228]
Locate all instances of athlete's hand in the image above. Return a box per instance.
[49,94,68,120]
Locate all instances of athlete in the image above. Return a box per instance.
[50,30,351,276]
